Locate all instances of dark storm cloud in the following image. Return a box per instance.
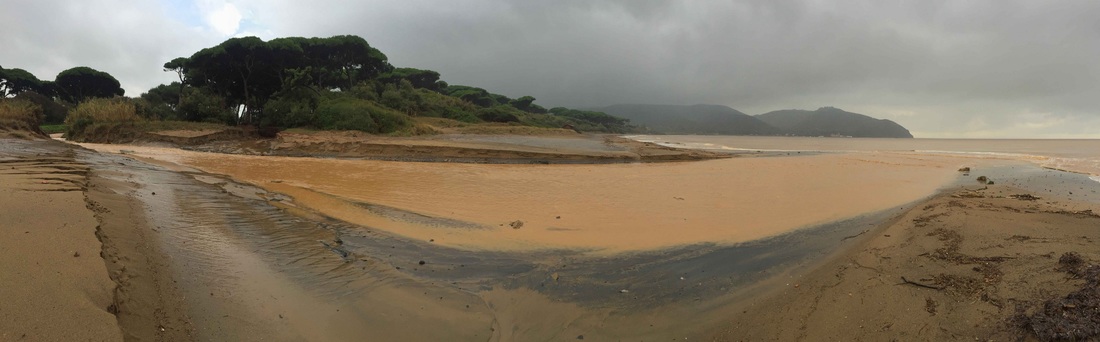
[4,0,1100,137]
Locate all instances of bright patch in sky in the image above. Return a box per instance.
[204,2,242,35]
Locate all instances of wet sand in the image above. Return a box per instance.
[76,142,967,253]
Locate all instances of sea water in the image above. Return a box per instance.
[627,135,1100,182]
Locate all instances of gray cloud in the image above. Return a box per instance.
[3,0,1100,137]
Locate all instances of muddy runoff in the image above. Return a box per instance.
[74,148,905,341]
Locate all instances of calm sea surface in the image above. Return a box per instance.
[627,135,1100,180]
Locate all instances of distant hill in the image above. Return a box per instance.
[756,107,913,138]
[594,104,781,135]
[594,104,913,138]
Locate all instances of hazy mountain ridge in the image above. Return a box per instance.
[596,104,913,138]
[595,104,781,135]
[757,107,913,138]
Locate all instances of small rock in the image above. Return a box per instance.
[958,167,971,172]
[551,273,560,281]
[976,176,988,182]
[509,220,524,229]
[151,192,155,195]
[619,289,630,294]
[73,251,80,257]
[576,335,584,340]
[418,260,426,265]
[555,216,561,219]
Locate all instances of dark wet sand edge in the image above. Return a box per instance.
[163,134,740,164]
[80,148,195,340]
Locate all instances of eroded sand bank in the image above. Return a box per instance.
[0,140,123,341]
[76,142,968,253]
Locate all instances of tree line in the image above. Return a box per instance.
[0,34,632,134]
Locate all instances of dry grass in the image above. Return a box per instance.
[65,98,140,125]
[64,98,141,141]
[0,99,46,138]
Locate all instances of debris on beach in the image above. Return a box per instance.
[509,220,524,229]
[1009,194,1041,201]
[976,176,988,183]
[958,167,971,172]
[1014,252,1100,341]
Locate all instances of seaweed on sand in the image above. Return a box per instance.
[1013,252,1100,341]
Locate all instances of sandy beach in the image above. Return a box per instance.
[3,131,1100,341]
[712,183,1100,340]
[0,139,123,341]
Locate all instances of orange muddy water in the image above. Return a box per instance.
[76,142,963,254]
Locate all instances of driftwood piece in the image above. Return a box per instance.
[900,276,943,290]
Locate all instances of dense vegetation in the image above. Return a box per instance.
[2,35,635,138]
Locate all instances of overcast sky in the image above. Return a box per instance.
[3,0,1099,138]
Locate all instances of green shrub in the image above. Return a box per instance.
[263,89,318,128]
[13,92,67,124]
[476,106,521,123]
[133,98,177,120]
[314,97,410,133]
[179,87,233,124]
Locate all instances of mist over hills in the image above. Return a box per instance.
[595,104,781,136]
[596,104,913,138]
